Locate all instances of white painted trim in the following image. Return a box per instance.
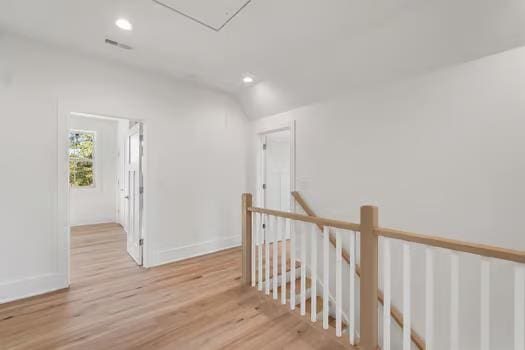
[57,100,70,286]
[141,122,151,267]
[254,114,291,135]
[58,107,152,289]
[156,235,241,266]
[71,219,119,227]
[255,119,296,206]
[0,273,68,304]
[255,119,296,241]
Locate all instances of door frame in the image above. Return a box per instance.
[57,110,150,287]
[255,120,296,239]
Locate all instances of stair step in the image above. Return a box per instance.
[257,264,300,273]
[305,295,323,314]
[258,276,350,335]
[307,301,348,330]
[271,276,311,294]
[328,315,348,329]
[256,260,301,282]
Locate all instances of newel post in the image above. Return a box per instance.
[241,193,253,286]
[360,205,379,350]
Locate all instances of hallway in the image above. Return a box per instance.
[0,224,349,349]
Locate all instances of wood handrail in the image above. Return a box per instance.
[377,227,525,264]
[248,206,361,232]
[257,192,525,264]
[291,191,426,350]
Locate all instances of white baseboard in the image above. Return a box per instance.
[155,235,241,267]
[70,218,117,226]
[0,273,68,304]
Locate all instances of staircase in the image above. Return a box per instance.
[291,191,425,350]
[241,192,525,350]
[258,240,347,336]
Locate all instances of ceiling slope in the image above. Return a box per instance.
[1,0,525,118]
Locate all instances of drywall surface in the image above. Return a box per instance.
[0,34,248,302]
[250,46,525,350]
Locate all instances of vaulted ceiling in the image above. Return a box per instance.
[1,0,525,118]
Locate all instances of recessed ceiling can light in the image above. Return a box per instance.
[116,18,133,31]
[242,75,254,84]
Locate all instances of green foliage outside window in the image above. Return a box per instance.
[69,131,95,187]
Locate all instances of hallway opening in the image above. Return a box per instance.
[68,113,145,279]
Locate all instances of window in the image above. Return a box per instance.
[69,130,95,187]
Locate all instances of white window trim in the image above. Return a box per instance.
[69,129,97,189]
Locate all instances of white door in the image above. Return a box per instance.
[262,130,291,241]
[126,123,143,265]
[117,120,130,231]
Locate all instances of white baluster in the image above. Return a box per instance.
[349,231,356,345]
[290,220,296,310]
[336,229,342,337]
[311,223,317,322]
[425,247,434,350]
[251,213,256,287]
[273,215,278,300]
[516,265,524,350]
[323,226,329,329]
[258,214,263,291]
[265,214,270,295]
[281,217,287,305]
[403,243,411,350]
[300,221,307,315]
[450,252,459,350]
[383,238,391,350]
[480,258,490,350]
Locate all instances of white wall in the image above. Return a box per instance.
[69,115,118,226]
[250,46,525,349]
[0,34,248,302]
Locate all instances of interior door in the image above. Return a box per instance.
[118,120,130,231]
[126,123,143,265]
[262,130,291,241]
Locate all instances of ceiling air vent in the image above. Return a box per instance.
[105,38,133,50]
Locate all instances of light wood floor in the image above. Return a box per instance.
[0,223,353,350]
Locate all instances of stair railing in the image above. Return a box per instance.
[241,193,525,350]
[291,191,426,350]
[376,223,524,350]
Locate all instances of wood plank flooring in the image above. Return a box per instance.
[0,223,354,350]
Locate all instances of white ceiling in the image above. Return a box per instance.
[151,0,251,31]
[1,0,525,118]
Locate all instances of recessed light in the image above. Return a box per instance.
[116,18,133,31]
[242,75,254,84]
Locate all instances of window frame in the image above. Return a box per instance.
[69,129,97,189]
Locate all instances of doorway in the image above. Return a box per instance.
[262,130,291,212]
[66,113,145,276]
[258,126,294,241]
[125,122,144,265]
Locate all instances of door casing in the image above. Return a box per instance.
[58,111,149,287]
[256,120,296,242]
